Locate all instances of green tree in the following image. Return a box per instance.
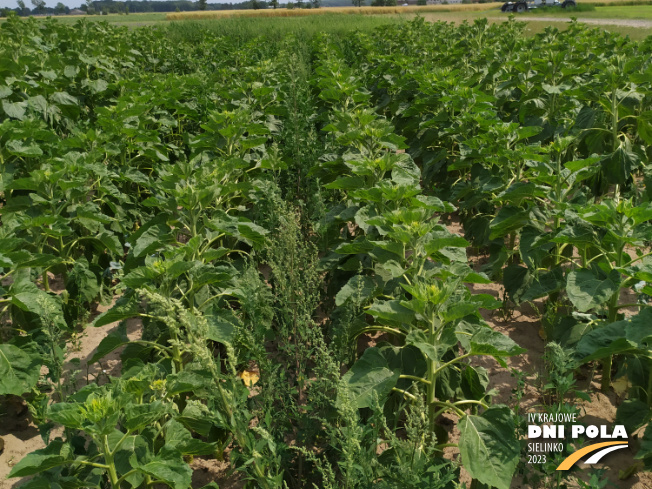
[54,2,66,13]
[198,0,207,10]
[352,0,364,6]
[311,0,320,7]
[270,0,278,8]
[17,0,28,14]
[125,5,129,13]
[417,0,427,4]
[30,0,45,13]
[371,0,384,5]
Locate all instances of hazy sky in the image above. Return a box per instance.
[0,0,80,8]
[1,0,78,8]
[1,0,93,8]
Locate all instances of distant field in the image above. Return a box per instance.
[0,12,167,24]
[166,13,406,39]
[165,4,503,20]
[508,18,651,38]
[414,8,651,40]
[517,4,652,18]
[587,0,652,4]
[3,3,652,40]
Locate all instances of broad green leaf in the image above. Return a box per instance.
[458,406,519,489]
[496,182,545,206]
[63,65,79,78]
[638,111,652,145]
[377,343,427,379]
[93,293,140,328]
[83,78,108,93]
[635,424,652,466]
[165,419,216,456]
[405,328,457,364]
[461,271,492,284]
[0,343,41,396]
[204,312,235,345]
[96,231,122,256]
[424,232,469,254]
[6,139,42,157]
[48,403,84,429]
[443,302,483,322]
[566,268,618,312]
[465,328,525,366]
[89,323,130,364]
[335,239,373,255]
[520,268,565,303]
[132,223,172,258]
[8,440,68,478]
[178,403,215,437]
[0,252,13,268]
[470,294,503,310]
[368,300,415,325]
[2,100,27,120]
[325,176,365,190]
[374,260,405,281]
[335,275,378,307]
[127,214,172,259]
[51,91,78,105]
[134,446,192,488]
[9,476,62,489]
[581,338,642,362]
[112,434,146,487]
[240,136,267,150]
[124,401,169,431]
[122,266,160,288]
[601,145,639,186]
[339,347,400,409]
[489,206,529,240]
[616,400,651,433]
[461,365,489,401]
[576,308,652,362]
[236,220,268,246]
[167,368,215,396]
[380,133,408,151]
[66,258,100,304]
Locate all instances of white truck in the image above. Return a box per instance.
[501,0,576,13]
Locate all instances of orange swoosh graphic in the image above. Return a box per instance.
[556,441,628,471]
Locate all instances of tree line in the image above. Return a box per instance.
[1,0,286,16]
